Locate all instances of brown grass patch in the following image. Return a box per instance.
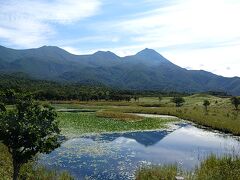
[96,111,144,121]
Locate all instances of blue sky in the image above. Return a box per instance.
[0,0,240,77]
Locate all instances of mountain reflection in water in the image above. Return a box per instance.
[84,123,188,147]
[39,123,240,180]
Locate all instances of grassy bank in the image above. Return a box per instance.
[136,155,240,180]
[0,144,73,180]
[108,105,240,135]
[136,165,179,180]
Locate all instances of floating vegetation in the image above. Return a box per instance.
[58,112,174,138]
[39,124,240,179]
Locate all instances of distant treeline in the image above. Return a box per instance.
[205,91,230,97]
[0,73,230,103]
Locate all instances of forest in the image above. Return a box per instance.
[0,73,195,103]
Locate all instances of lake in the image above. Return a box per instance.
[39,122,240,179]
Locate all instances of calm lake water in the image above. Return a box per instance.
[39,122,240,180]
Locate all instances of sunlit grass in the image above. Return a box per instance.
[0,144,12,180]
[51,100,134,107]
[136,155,240,180]
[195,155,240,180]
[136,165,179,180]
[53,94,240,135]
[0,143,73,180]
[108,106,240,135]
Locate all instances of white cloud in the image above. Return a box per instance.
[61,46,83,55]
[115,0,240,47]
[1,0,101,24]
[0,0,101,47]
[56,35,120,47]
[0,19,53,47]
[101,0,240,77]
[163,44,240,77]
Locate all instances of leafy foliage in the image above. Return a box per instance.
[231,97,240,110]
[171,97,185,107]
[203,100,210,112]
[0,96,60,179]
[158,96,162,103]
[0,74,188,103]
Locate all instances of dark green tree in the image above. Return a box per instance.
[171,97,185,107]
[0,103,6,112]
[203,100,210,112]
[231,97,240,110]
[4,89,16,104]
[158,96,162,103]
[133,96,140,102]
[0,97,60,180]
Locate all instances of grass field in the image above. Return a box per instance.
[136,155,240,180]
[0,143,73,180]
[53,94,240,136]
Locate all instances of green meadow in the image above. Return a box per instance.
[53,94,240,136]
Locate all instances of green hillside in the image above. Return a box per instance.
[0,45,240,95]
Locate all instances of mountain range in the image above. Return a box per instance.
[0,45,240,95]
